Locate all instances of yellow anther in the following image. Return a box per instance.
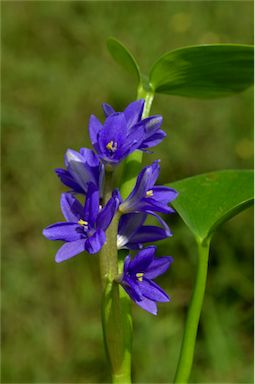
[106,141,118,152]
[78,219,88,226]
[146,189,154,197]
[136,272,144,282]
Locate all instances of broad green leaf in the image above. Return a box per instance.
[168,170,254,243]
[107,37,141,82]
[150,44,254,98]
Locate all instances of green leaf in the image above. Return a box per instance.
[168,170,254,243]
[107,37,141,82]
[150,44,254,98]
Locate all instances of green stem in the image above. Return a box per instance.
[101,280,132,383]
[137,82,154,118]
[174,239,211,383]
[100,172,132,383]
[100,172,119,282]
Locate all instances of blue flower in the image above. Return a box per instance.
[89,100,166,166]
[102,100,167,151]
[55,148,104,195]
[42,184,119,262]
[117,213,172,250]
[119,246,173,315]
[119,160,178,215]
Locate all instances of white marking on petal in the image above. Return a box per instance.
[117,234,129,249]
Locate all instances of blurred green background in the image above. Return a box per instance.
[2,1,253,383]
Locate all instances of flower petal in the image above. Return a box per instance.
[55,168,84,193]
[137,115,163,138]
[134,297,158,315]
[120,124,146,157]
[117,213,147,248]
[119,168,149,212]
[128,246,156,274]
[146,211,172,237]
[55,239,86,263]
[119,161,160,213]
[146,160,161,188]
[130,225,171,244]
[136,115,165,150]
[60,192,84,222]
[139,278,170,302]
[123,254,131,275]
[140,130,166,149]
[117,234,133,250]
[98,113,127,157]
[145,256,173,279]
[43,222,83,242]
[121,275,143,302]
[85,229,106,254]
[124,99,144,129]
[79,148,101,167]
[88,115,103,149]
[137,198,174,214]
[118,239,142,250]
[97,189,120,231]
[65,149,93,192]
[102,103,115,117]
[151,186,178,204]
[143,115,163,133]
[84,183,99,226]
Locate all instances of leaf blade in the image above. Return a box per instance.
[107,37,141,82]
[168,170,254,242]
[150,44,254,98]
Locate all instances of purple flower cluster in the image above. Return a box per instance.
[43,100,177,314]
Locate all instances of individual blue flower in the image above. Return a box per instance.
[55,148,104,195]
[102,100,166,150]
[117,213,172,250]
[42,184,119,262]
[119,160,178,215]
[89,100,165,166]
[118,246,173,315]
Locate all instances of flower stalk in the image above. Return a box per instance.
[100,88,156,383]
[174,239,211,383]
[99,171,120,281]
[100,171,132,383]
[101,279,132,384]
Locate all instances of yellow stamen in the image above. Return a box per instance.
[146,189,153,197]
[106,141,118,152]
[136,272,144,282]
[78,219,88,226]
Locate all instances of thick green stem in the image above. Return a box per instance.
[101,280,132,383]
[100,172,119,282]
[100,172,132,383]
[174,239,210,383]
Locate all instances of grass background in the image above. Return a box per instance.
[2,1,253,383]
